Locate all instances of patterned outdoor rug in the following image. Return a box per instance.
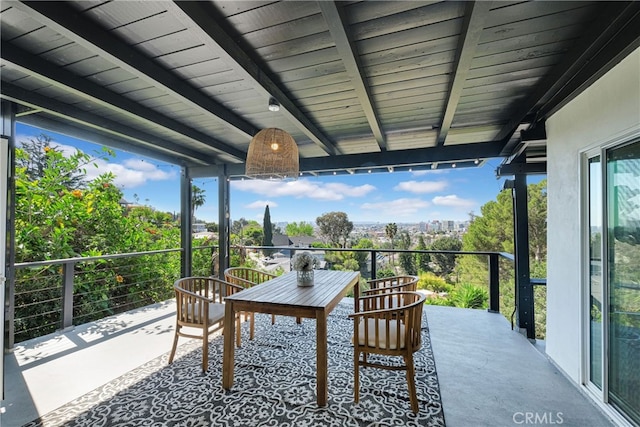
[24,300,445,426]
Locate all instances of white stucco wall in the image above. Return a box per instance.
[546,48,640,382]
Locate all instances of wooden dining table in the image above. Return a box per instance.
[222,269,360,406]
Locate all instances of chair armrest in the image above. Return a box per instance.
[362,282,412,295]
[349,292,425,318]
[176,286,215,303]
[349,307,398,319]
[365,276,418,293]
[224,274,255,289]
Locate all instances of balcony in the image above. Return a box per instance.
[3,298,614,427]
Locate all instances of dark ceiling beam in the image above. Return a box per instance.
[1,82,216,165]
[18,114,205,167]
[18,0,258,140]
[496,162,547,177]
[496,2,640,156]
[225,141,504,176]
[521,126,547,143]
[1,42,246,161]
[170,0,341,156]
[437,1,492,146]
[318,1,387,151]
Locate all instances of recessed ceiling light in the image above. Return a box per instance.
[268,98,280,112]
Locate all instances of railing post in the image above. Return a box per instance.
[513,173,535,339]
[488,253,500,313]
[180,167,192,277]
[61,261,75,330]
[370,250,377,279]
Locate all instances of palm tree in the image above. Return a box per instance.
[385,222,398,265]
[191,184,206,224]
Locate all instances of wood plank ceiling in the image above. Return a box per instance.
[1,1,639,178]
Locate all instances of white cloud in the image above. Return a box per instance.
[231,178,376,201]
[360,198,431,217]
[432,194,475,209]
[84,157,176,189]
[245,200,278,209]
[394,180,448,194]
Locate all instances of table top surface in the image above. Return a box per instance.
[224,270,360,310]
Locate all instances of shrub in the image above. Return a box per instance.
[376,268,396,279]
[418,272,453,293]
[450,283,488,309]
[425,296,454,307]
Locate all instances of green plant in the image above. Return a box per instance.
[450,283,488,309]
[418,272,452,293]
[375,268,396,279]
[424,296,454,307]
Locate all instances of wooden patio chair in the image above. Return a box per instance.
[349,291,426,414]
[168,276,243,372]
[362,275,419,296]
[223,267,278,343]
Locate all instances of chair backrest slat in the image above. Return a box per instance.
[224,267,276,289]
[364,275,419,296]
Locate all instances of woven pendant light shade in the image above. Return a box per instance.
[245,128,299,179]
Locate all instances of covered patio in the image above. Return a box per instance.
[2,1,640,425]
[4,301,614,426]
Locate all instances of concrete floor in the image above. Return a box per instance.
[1,301,619,427]
[425,305,617,427]
[2,301,178,427]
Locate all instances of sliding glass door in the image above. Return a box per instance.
[587,155,603,390]
[585,139,640,425]
[606,141,640,423]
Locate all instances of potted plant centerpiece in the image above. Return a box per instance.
[292,251,319,287]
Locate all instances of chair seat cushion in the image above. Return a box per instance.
[208,303,225,323]
[355,318,405,349]
[186,301,225,324]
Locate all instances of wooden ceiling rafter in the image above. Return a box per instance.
[1,82,216,165]
[15,0,252,159]
[437,1,492,146]
[0,41,245,161]
[171,0,342,156]
[318,1,387,151]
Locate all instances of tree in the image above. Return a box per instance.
[285,221,314,236]
[231,218,249,235]
[316,211,353,248]
[462,179,547,267]
[415,235,431,273]
[398,231,416,275]
[430,236,462,276]
[16,133,113,189]
[191,184,206,222]
[243,221,263,246]
[526,180,547,264]
[459,179,548,337]
[352,238,376,274]
[385,222,398,264]
[262,205,273,247]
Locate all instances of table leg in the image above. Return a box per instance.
[353,279,360,312]
[316,309,328,406]
[222,301,235,389]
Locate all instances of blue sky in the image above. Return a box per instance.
[16,122,538,224]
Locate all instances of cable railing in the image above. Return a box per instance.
[7,245,529,347]
[8,247,216,346]
[242,245,514,312]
